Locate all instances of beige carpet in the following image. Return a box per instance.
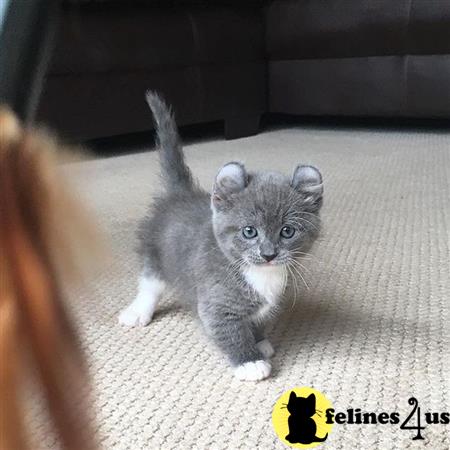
[63,125,449,449]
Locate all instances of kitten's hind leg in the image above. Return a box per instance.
[118,272,165,327]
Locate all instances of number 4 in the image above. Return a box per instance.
[400,397,425,440]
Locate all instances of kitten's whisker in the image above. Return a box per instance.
[292,267,310,291]
[292,259,312,275]
[282,264,288,295]
[290,251,323,267]
[285,263,298,309]
[288,259,310,291]
[289,254,315,262]
[290,250,317,259]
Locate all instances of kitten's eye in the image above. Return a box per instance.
[280,225,295,239]
[242,226,258,239]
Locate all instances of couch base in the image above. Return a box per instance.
[269,55,450,119]
[224,114,260,139]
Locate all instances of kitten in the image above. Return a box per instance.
[119,92,323,381]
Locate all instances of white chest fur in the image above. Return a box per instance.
[243,265,286,321]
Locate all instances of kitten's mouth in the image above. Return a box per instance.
[253,260,285,267]
[245,256,289,267]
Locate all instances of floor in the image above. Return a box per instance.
[55,125,449,449]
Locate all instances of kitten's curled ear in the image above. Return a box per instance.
[212,162,248,208]
[289,391,297,401]
[291,165,323,212]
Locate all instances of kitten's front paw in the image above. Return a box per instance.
[234,360,271,381]
[256,339,275,359]
[118,305,152,327]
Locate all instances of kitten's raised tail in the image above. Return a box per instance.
[145,91,196,193]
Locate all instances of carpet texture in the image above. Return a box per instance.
[62,126,449,449]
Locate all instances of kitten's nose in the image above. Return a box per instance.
[261,253,277,262]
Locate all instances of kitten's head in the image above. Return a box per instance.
[286,392,316,417]
[211,162,323,266]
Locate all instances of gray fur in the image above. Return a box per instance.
[138,92,323,367]
[145,91,197,192]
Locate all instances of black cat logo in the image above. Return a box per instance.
[285,392,328,445]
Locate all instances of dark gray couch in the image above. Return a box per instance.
[37,0,450,141]
[267,0,450,119]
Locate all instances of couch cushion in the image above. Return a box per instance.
[266,0,450,60]
[50,5,264,74]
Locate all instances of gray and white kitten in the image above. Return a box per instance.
[119,92,323,381]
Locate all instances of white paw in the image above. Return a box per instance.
[118,304,153,327]
[119,274,164,327]
[256,339,275,359]
[234,360,271,381]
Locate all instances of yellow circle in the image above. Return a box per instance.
[272,387,334,448]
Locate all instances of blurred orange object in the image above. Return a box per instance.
[0,108,98,450]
